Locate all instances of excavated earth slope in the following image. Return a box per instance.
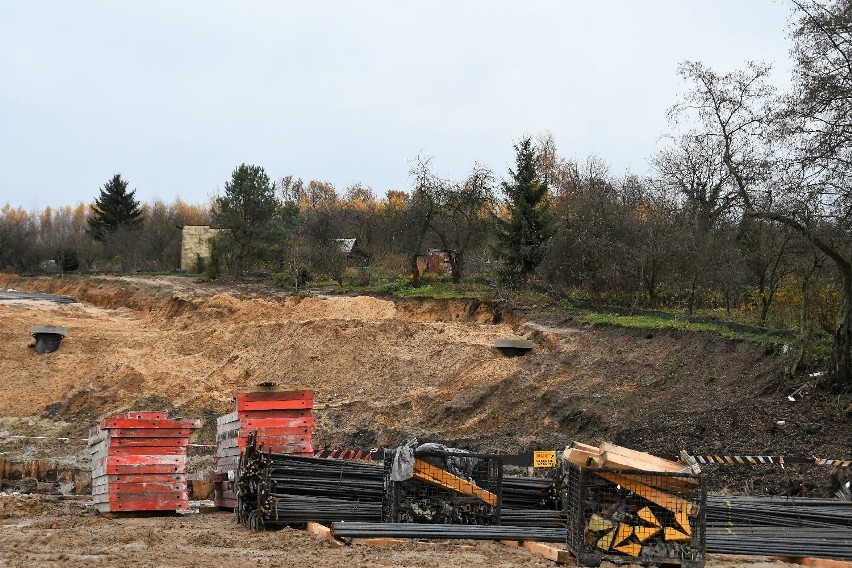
[0,274,849,494]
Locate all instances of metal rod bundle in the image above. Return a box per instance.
[266,495,382,525]
[498,475,565,527]
[705,495,852,560]
[236,432,384,530]
[500,507,566,528]
[501,475,555,508]
[331,522,567,543]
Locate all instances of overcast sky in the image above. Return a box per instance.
[1,1,794,210]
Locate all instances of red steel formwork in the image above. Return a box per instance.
[212,387,314,508]
[88,411,201,513]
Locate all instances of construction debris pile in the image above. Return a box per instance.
[705,495,852,560]
[88,411,200,513]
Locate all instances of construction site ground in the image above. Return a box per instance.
[0,274,849,567]
[0,496,806,568]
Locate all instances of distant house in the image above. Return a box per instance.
[180,225,227,271]
[334,238,356,255]
[334,238,372,263]
[414,249,452,278]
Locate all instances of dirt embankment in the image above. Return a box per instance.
[1,274,849,494]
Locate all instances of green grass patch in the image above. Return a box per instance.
[574,310,788,343]
[392,281,490,300]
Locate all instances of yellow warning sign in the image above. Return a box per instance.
[533,450,557,468]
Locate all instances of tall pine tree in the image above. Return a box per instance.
[495,137,553,287]
[213,163,279,277]
[88,174,143,242]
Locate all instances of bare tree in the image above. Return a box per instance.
[673,5,852,389]
[409,157,495,283]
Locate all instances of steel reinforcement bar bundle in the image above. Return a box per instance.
[331,522,567,543]
[236,433,384,531]
[705,495,852,560]
[500,475,566,528]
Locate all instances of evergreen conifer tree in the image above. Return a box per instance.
[88,174,143,242]
[495,137,553,287]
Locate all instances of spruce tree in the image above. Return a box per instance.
[88,174,143,242]
[495,137,553,287]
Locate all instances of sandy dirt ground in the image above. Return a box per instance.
[0,275,848,567]
[0,496,805,568]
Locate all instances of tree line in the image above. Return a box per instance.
[0,1,849,389]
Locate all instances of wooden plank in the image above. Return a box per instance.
[522,541,569,563]
[413,459,497,506]
[307,522,344,547]
[770,558,852,568]
[613,542,642,557]
[562,448,602,468]
[613,523,633,548]
[663,527,690,542]
[634,525,661,543]
[571,441,601,453]
[637,506,660,527]
[598,442,685,473]
[616,471,699,494]
[587,514,614,532]
[594,471,694,515]
[597,529,615,550]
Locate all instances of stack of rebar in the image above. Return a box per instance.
[237,434,384,531]
[500,475,566,528]
[706,495,852,560]
[331,522,567,542]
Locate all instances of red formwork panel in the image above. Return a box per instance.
[213,387,315,508]
[91,428,194,439]
[236,390,313,403]
[88,411,200,513]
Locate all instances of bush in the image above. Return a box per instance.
[206,238,221,280]
[56,248,79,272]
[271,266,311,290]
